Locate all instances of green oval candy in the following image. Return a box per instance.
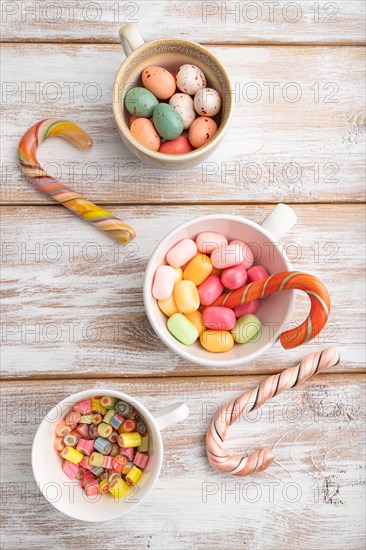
[125,87,158,117]
[153,104,184,140]
[167,313,198,345]
[231,314,262,344]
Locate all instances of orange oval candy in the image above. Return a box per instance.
[130,118,160,151]
[188,117,218,149]
[200,330,234,352]
[183,253,213,286]
[142,66,176,100]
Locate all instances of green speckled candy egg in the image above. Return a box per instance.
[153,104,184,140]
[125,87,158,118]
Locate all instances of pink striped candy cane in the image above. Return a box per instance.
[206,347,340,477]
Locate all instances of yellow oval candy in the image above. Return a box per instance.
[200,330,234,352]
[183,254,213,286]
[184,310,205,336]
[158,294,179,317]
[174,267,183,283]
[173,280,200,313]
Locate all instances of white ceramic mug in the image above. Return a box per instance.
[32,389,189,521]
[143,204,298,367]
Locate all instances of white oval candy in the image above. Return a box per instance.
[169,93,196,130]
[176,64,206,96]
[194,88,221,117]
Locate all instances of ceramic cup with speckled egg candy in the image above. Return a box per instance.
[112,24,233,169]
[144,204,298,368]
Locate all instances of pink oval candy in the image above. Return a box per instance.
[210,242,245,269]
[203,306,236,331]
[197,275,224,306]
[247,265,268,283]
[196,232,228,254]
[229,240,254,270]
[233,300,260,319]
[221,263,247,290]
[152,265,175,300]
[166,239,197,268]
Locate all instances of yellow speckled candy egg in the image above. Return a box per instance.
[188,116,218,149]
[130,118,160,151]
[142,66,176,100]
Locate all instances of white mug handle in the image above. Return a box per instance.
[119,24,145,56]
[260,203,297,241]
[152,402,190,431]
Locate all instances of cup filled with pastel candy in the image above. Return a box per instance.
[113,24,233,169]
[32,389,189,521]
[144,209,298,367]
[124,65,221,155]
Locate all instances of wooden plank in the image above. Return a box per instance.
[1,0,365,45]
[1,44,365,205]
[0,374,365,549]
[1,204,365,378]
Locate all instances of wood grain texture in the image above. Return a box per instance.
[2,44,365,205]
[1,0,365,45]
[1,204,365,378]
[0,374,365,550]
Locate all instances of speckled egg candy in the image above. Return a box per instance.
[142,66,176,100]
[194,88,221,117]
[130,118,160,151]
[188,117,218,149]
[153,104,184,140]
[159,136,193,155]
[176,64,206,95]
[125,87,158,117]
[169,93,196,130]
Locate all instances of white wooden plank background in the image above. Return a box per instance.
[1,0,365,548]
[1,375,365,549]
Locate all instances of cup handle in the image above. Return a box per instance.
[260,203,297,241]
[119,24,145,56]
[151,402,190,431]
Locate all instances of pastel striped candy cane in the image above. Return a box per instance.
[206,346,340,477]
[18,119,136,243]
[212,271,331,349]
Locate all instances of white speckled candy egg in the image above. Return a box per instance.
[194,88,222,117]
[176,64,206,96]
[169,93,196,130]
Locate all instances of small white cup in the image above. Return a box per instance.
[143,204,298,367]
[32,389,189,521]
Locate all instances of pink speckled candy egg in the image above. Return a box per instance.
[176,64,206,95]
[203,306,236,331]
[196,232,228,254]
[166,239,198,268]
[169,93,196,130]
[142,66,176,100]
[197,274,224,306]
[194,88,221,117]
[221,263,247,290]
[188,117,218,149]
[229,240,254,270]
[247,265,269,283]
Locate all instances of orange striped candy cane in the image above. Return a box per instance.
[18,119,136,243]
[212,271,331,349]
[206,346,340,477]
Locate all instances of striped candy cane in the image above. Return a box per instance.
[206,347,340,477]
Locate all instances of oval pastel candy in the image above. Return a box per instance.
[229,240,254,270]
[184,310,205,336]
[169,93,196,130]
[210,242,245,269]
[142,66,176,100]
[176,64,206,95]
[166,239,197,268]
[200,330,234,353]
[221,263,247,290]
[188,116,217,149]
[198,274,224,306]
[159,136,194,155]
[233,300,260,319]
[152,265,175,300]
[183,253,213,286]
[196,232,228,254]
[153,104,184,140]
[173,280,200,313]
[194,87,222,117]
[167,313,198,345]
[130,118,160,151]
[231,314,262,344]
[174,267,183,283]
[125,87,158,117]
[158,294,179,317]
[203,306,236,331]
[247,265,269,283]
